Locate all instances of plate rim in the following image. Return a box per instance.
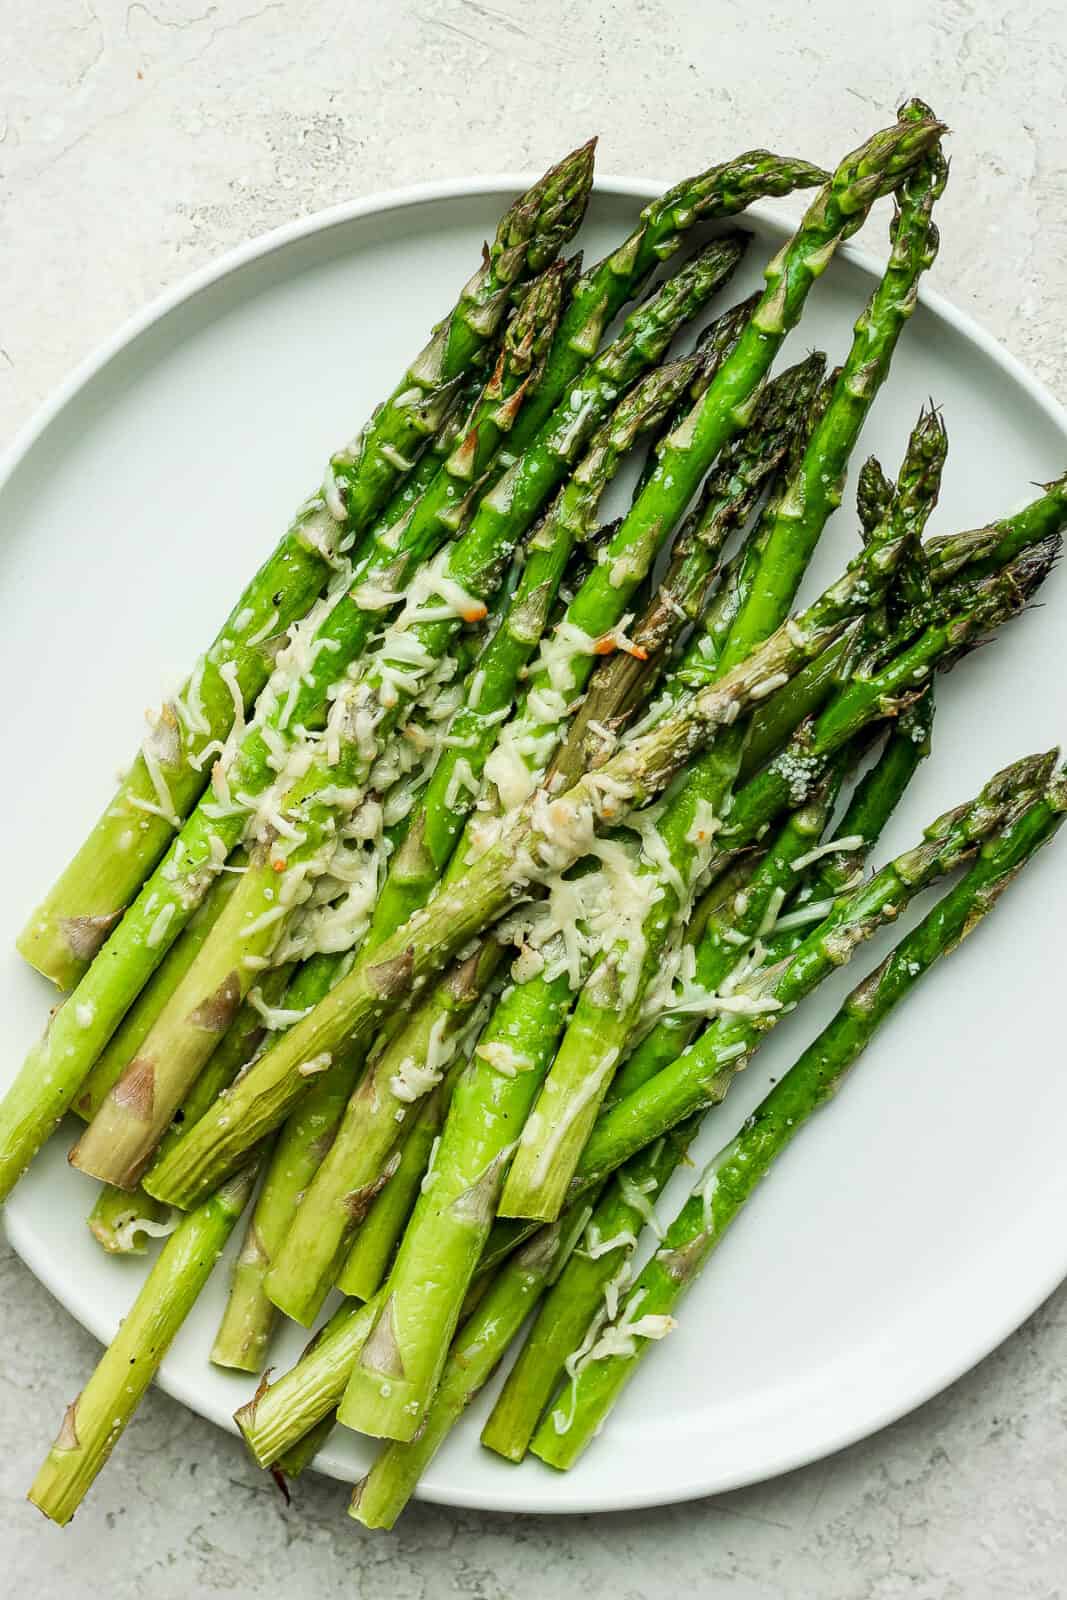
[3,172,1067,1517]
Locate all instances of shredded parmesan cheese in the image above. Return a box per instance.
[618,1171,665,1240]
[443,757,481,810]
[136,739,181,828]
[247,988,312,1031]
[398,548,488,626]
[790,834,866,873]
[240,904,287,941]
[475,1040,534,1077]
[582,1227,638,1262]
[389,1055,443,1104]
[245,609,280,648]
[108,1208,178,1252]
[552,1289,677,1435]
[749,671,790,701]
[757,885,788,938]
[770,897,837,933]
[145,902,176,948]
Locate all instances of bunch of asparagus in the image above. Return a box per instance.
[9,104,1067,1532]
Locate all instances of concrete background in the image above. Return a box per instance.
[2,2,1065,1594]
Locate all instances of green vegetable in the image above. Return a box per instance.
[29,1164,258,1524]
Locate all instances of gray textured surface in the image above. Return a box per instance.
[2,2,1066,1593]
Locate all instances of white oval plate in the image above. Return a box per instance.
[3,178,1067,1517]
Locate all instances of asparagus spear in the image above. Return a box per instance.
[628,295,763,499]
[696,546,1049,961]
[209,886,462,1359]
[347,1201,592,1529]
[925,471,1067,579]
[272,1055,517,1458]
[18,149,593,992]
[547,350,827,791]
[750,464,1067,775]
[145,511,905,1211]
[593,864,762,1106]
[87,860,387,1235]
[726,99,945,649]
[273,1412,338,1484]
[17,530,327,994]
[335,940,575,1440]
[200,957,342,1370]
[91,958,302,1263]
[44,244,740,1198]
[634,362,840,749]
[152,964,296,1164]
[233,1294,385,1470]
[86,960,291,1254]
[856,454,894,539]
[28,1162,258,1525]
[533,768,1067,1468]
[72,863,245,1121]
[640,106,943,758]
